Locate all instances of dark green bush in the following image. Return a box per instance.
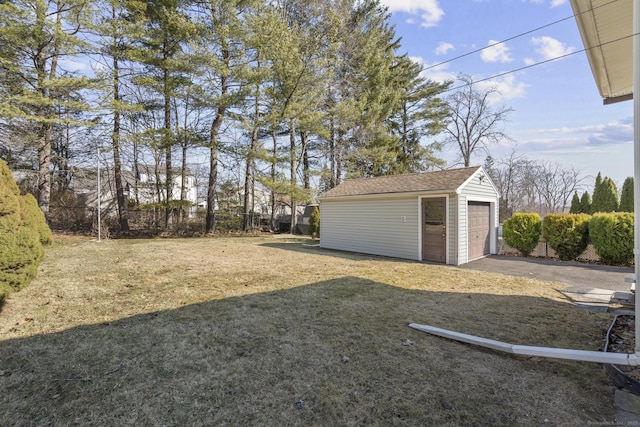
[23,193,53,245]
[0,160,44,293]
[590,213,634,265]
[308,206,320,239]
[503,213,541,257]
[542,214,590,261]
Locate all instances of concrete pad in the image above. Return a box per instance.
[614,389,640,424]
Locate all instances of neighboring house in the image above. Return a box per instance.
[317,166,499,266]
[72,166,199,218]
[128,165,198,217]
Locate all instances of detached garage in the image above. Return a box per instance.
[318,166,499,266]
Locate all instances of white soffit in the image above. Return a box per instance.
[570,0,633,104]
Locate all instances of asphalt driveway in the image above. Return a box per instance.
[459,255,634,294]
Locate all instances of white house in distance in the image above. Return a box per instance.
[130,165,198,216]
[317,166,500,266]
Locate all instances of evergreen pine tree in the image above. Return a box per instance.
[592,172,606,213]
[569,192,581,213]
[580,191,592,215]
[602,177,619,212]
[619,177,634,212]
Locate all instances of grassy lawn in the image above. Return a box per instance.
[0,234,617,425]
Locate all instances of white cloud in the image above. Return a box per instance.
[380,0,444,28]
[521,0,567,7]
[480,40,513,63]
[435,42,454,55]
[550,0,567,7]
[529,118,634,146]
[411,55,456,84]
[475,74,528,105]
[530,36,575,61]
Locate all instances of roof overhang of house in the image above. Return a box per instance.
[569,0,633,104]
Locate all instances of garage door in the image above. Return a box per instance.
[468,202,490,260]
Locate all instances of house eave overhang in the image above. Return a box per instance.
[569,0,633,103]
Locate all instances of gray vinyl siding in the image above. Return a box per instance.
[320,197,419,260]
[461,177,498,200]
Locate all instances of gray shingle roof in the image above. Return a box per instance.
[318,166,482,199]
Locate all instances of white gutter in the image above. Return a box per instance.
[409,323,640,366]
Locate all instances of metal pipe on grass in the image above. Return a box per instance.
[409,323,640,366]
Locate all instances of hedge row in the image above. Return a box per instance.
[0,160,52,306]
[503,212,635,266]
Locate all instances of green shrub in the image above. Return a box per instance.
[590,213,634,265]
[308,206,320,239]
[22,193,53,245]
[503,213,541,257]
[0,160,44,293]
[542,214,590,261]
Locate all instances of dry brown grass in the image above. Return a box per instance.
[0,234,617,425]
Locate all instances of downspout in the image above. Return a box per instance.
[409,323,640,366]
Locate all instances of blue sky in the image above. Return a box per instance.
[380,0,634,189]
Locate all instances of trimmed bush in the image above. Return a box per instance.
[308,206,320,239]
[503,213,541,257]
[22,193,53,245]
[590,212,634,265]
[542,214,590,261]
[0,160,44,293]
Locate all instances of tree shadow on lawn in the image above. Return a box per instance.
[0,277,616,426]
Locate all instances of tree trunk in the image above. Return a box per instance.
[289,120,297,234]
[163,61,173,229]
[34,0,58,221]
[269,129,277,231]
[112,35,129,232]
[37,121,52,221]
[301,131,310,190]
[205,48,229,233]
[329,115,336,189]
[243,92,259,232]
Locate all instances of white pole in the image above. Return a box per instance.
[409,324,640,366]
[634,0,640,355]
[97,146,101,242]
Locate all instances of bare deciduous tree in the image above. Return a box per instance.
[531,161,585,215]
[444,74,513,167]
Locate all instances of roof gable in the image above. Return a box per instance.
[318,166,484,199]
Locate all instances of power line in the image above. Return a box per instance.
[444,30,636,93]
[424,0,621,72]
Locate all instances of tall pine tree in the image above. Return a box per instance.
[619,177,634,212]
[592,173,618,213]
[569,192,581,213]
[0,0,92,219]
[580,191,592,214]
